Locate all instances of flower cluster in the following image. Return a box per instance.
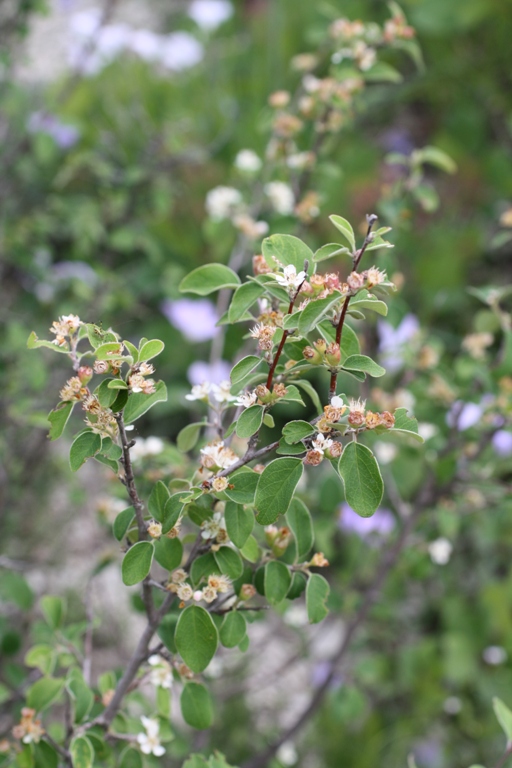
[128,362,156,395]
[147,654,173,689]
[200,510,229,543]
[200,442,238,471]
[50,314,82,348]
[265,525,293,556]
[12,708,44,745]
[186,381,237,405]
[305,433,343,465]
[137,716,165,757]
[347,399,395,429]
[271,263,307,293]
[169,570,231,604]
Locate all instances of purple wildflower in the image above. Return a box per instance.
[492,430,512,457]
[27,112,80,150]
[161,298,218,342]
[187,360,231,386]
[338,504,395,539]
[377,314,420,372]
[446,401,482,431]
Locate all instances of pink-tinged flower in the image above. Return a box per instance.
[377,314,420,372]
[338,503,395,539]
[162,298,218,342]
[446,401,482,431]
[492,430,512,456]
[27,112,80,149]
[188,360,231,386]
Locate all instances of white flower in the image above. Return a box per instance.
[311,434,333,455]
[428,538,452,565]
[235,149,262,173]
[129,30,164,62]
[276,741,298,766]
[130,436,165,461]
[206,186,243,220]
[443,696,462,715]
[235,391,257,408]
[483,646,507,665]
[137,717,165,757]
[193,590,204,601]
[330,395,344,409]
[264,181,295,215]
[185,382,211,402]
[373,442,397,465]
[417,423,438,441]
[286,152,313,169]
[188,0,233,30]
[273,264,306,291]
[148,655,173,689]
[201,511,226,540]
[200,441,238,470]
[212,380,237,403]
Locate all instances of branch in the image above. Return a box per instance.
[266,269,308,390]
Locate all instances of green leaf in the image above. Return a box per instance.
[263,413,275,428]
[163,494,185,534]
[224,502,254,549]
[86,325,117,349]
[282,420,316,444]
[123,380,167,424]
[219,612,247,648]
[224,469,259,504]
[349,298,388,316]
[69,432,102,471]
[138,339,165,362]
[342,355,385,378]
[364,236,394,253]
[123,340,139,363]
[96,379,118,408]
[394,407,419,433]
[286,499,314,561]
[154,538,183,571]
[27,677,64,712]
[113,507,135,541]
[27,332,70,353]
[40,596,65,629]
[121,542,154,586]
[279,385,305,406]
[148,481,170,522]
[70,736,94,768]
[33,742,59,768]
[236,405,264,438]
[0,571,33,609]
[493,697,512,744]
[255,458,303,525]
[94,342,125,361]
[294,379,323,415]
[175,606,219,673]
[337,443,383,518]
[231,356,262,385]
[228,282,264,323]
[306,573,330,623]
[414,145,457,174]
[298,292,342,336]
[329,215,355,251]
[190,553,220,586]
[240,535,260,563]
[264,561,291,605]
[180,264,241,295]
[106,379,128,390]
[276,439,307,456]
[110,389,129,413]
[313,243,352,263]
[118,747,143,768]
[48,402,74,440]
[24,645,56,675]
[287,571,307,600]
[181,682,214,730]
[177,421,205,452]
[262,234,313,273]
[364,61,403,82]
[214,547,243,580]
[67,669,94,723]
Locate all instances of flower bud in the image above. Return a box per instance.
[239,583,257,601]
[272,527,292,557]
[255,384,272,403]
[303,346,323,365]
[325,342,341,366]
[147,520,162,539]
[93,360,110,375]
[78,366,93,384]
[314,339,327,354]
[310,552,329,567]
[365,411,382,429]
[380,411,395,428]
[212,477,229,493]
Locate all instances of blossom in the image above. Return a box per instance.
[148,655,173,689]
[331,395,345,409]
[208,573,231,593]
[311,434,333,455]
[235,391,257,408]
[250,323,276,351]
[188,0,233,30]
[185,382,211,402]
[492,430,512,457]
[205,186,243,220]
[462,332,493,359]
[176,583,194,601]
[446,402,482,431]
[200,441,238,470]
[212,381,237,403]
[161,298,218,342]
[483,646,507,665]
[147,520,162,539]
[137,717,165,757]
[428,537,452,565]
[272,264,306,291]
[264,181,295,215]
[159,32,204,70]
[235,149,262,173]
[201,511,227,540]
[130,436,164,461]
[12,708,44,745]
[365,266,387,287]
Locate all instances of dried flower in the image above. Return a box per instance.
[59,376,84,402]
[212,477,229,493]
[310,552,329,567]
[380,411,395,429]
[93,360,110,374]
[171,568,187,584]
[147,520,162,538]
[365,411,382,429]
[305,449,323,466]
[176,583,194,601]
[348,398,366,427]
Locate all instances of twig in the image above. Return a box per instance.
[494,744,512,768]
[266,268,308,390]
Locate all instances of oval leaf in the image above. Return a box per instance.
[224,469,259,505]
[175,606,219,673]
[154,537,183,572]
[70,736,94,768]
[224,502,254,549]
[262,234,313,274]
[113,507,135,541]
[121,541,154,586]
[27,677,64,712]
[180,264,241,295]
[306,573,330,624]
[138,339,165,362]
[219,612,247,648]
[298,292,342,336]
[337,443,383,518]
[282,420,316,444]
[342,354,386,378]
[231,355,262,385]
[177,422,205,453]
[180,682,214,730]
[255,458,303,526]
[264,561,291,605]
[329,215,355,251]
[228,282,264,323]
[48,402,74,441]
[123,381,167,424]
[493,697,512,743]
[214,546,243,580]
[313,243,352,263]
[286,499,314,561]
[69,432,102,472]
[236,405,264,439]
[148,480,170,522]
